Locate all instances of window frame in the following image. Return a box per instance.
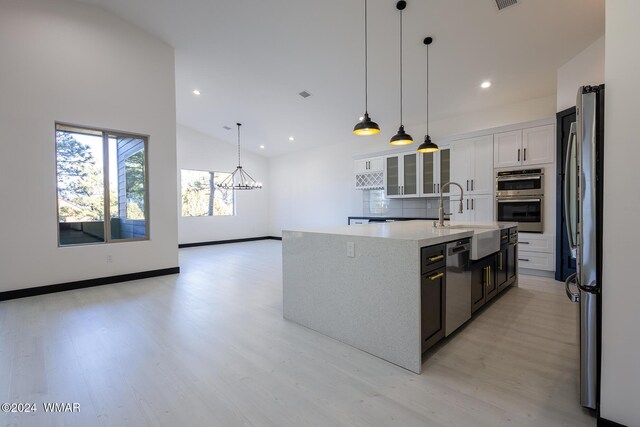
[180,168,236,218]
[55,122,151,247]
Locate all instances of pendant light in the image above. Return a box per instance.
[390,1,413,146]
[417,37,439,153]
[353,0,380,136]
[216,123,263,190]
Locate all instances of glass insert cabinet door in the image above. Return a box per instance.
[439,148,451,193]
[403,153,418,196]
[421,147,450,195]
[386,156,399,196]
[422,151,436,195]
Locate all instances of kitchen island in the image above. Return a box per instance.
[283,220,518,374]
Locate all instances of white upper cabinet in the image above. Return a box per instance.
[385,152,419,198]
[494,130,522,168]
[354,156,384,190]
[354,157,383,173]
[494,125,555,168]
[451,135,493,195]
[420,146,450,196]
[522,125,555,165]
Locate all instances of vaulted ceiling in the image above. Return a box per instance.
[77,0,604,156]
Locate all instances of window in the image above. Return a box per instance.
[56,123,149,246]
[181,169,234,217]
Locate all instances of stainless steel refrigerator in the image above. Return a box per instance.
[564,84,604,410]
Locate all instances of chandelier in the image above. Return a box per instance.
[216,123,263,190]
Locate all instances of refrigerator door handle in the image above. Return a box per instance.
[564,122,578,253]
[565,272,580,302]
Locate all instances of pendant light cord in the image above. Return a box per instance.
[400,9,403,125]
[426,42,429,136]
[237,123,241,167]
[364,0,368,113]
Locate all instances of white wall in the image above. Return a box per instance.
[429,95,556,139]
[269,142,363,236]
[177,125,270,244]
[0,0,178,292]
[268,96,556,236]
[600,2,640,425]
[557,36,605,112]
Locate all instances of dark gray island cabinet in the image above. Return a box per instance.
[421,226,519,353]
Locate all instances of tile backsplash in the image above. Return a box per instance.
[363,190,447,218]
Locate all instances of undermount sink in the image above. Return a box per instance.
[435,223,501,260]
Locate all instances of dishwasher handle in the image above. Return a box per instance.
[448,243,471,255]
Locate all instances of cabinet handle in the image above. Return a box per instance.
[471,199,474,210]
[484,266,489,287]
[401,185,404,195]
[471,179,474,191]
[437,183,440,193]
[520,241,530,245]
[486,266,491,287]
[433,183,436,193]
[466,180,469,191]
[524,148,527,162]
[429,255,444,262]
[466,199,469,210]
[499,252,503,270]
[429,272,444,281]
[518,149,521,162]
[519,258,530,262]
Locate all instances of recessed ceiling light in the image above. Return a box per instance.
[260,145,265,149]
[289,136,294,141]
[193,89,201,95]
[481,81,492,89]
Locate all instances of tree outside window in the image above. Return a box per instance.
[181,170,234,217]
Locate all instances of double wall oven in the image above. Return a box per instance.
[495,169,544,233]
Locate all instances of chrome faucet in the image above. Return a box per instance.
[436,182,464,227]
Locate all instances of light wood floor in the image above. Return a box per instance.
[0,241,595,426]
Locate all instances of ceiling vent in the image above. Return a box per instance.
[495,0,517,11]
[298,91,311,98]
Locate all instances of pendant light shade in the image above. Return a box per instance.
[216,123,263,190]
[354,112,380,136]
[417,36,438,153]
[390,125,414,146]
[417,135,439,153]
[353,0,380,136]
[390,1,413,146]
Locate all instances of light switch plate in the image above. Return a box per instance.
[347,242,355,258]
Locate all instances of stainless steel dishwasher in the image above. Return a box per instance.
[445,239,472,336]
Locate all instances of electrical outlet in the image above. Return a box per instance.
[106,255,113,263]
[347,242,355,258]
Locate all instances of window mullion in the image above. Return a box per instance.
[103,132,111,243]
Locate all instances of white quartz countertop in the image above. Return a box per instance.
[284,220,517,247]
